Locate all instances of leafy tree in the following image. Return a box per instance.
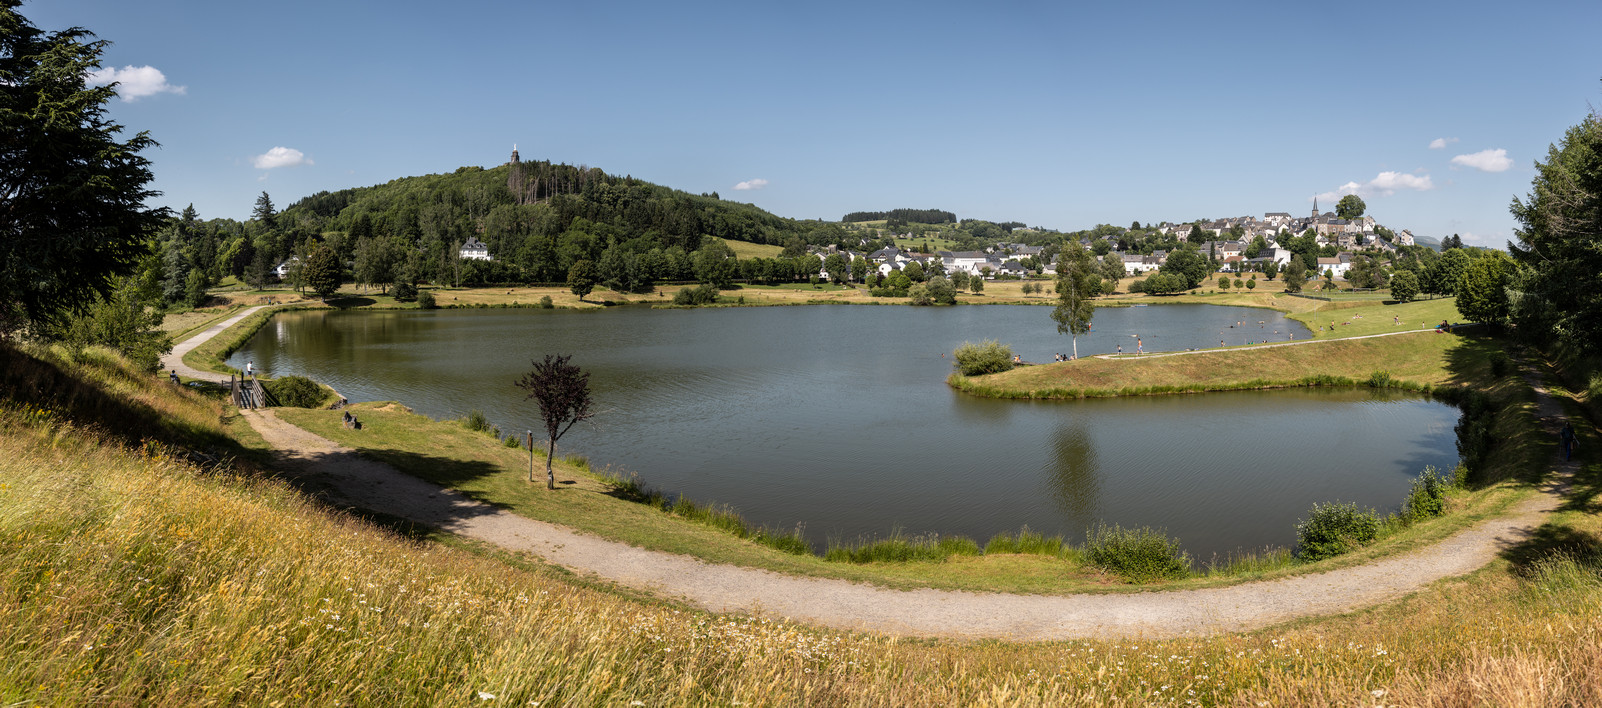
[969,275,984,294]
[823,253,848,283]
[1508,109,1602,354]
[161,244,191,306]
[850,256,868,283]
[1455,252,1515,326]
[1159,247,1209,290]
[902,260,926,282]
[183,268,208,308]
[1052,243,1099,359]
[1219,277,1231,291]
[1245,279,1256,290]
[302,245,342,300]
[951,270,970,290]
[0,4,168,336]
[1429,248,1473,297]
[693,238,737,288]
[1263,259,1279,280]
[923,275,957,305]
[1390,270,1420,302]
[1282,259,1307,293]
[1142,272,1187,295]
[1099,256,1125,288]
[1336,194,1366,219]
[1345,255,1389,289]
[515,354,596,490]
[567,259,597,300]
[54,276,171,373]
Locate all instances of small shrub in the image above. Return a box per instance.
[1488,350,1511,378]
[262,376,325,408]
[952,339,1015,376]
[538,295,554,309]
[502,434,522,448]
[1402,465,1454,521]
[1246,279,1256,290]
[672,283,720,306]
[416,290,436,309]
[1296,501,1380,561]
[1084,523,1191,582]
[464,409,491,433]
[1589,372,1602,403]
[393,281,417,302]
[1368,370,1394,388]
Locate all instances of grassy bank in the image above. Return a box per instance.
[951,298,1474,400]
[2,343,1600,704]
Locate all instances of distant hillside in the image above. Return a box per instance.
[274,157,862,285]
[1412,234,1443,251]
[841,208,956,224]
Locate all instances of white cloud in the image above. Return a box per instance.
[732,178,768,191]
[252,146,313,169]
[1450,148,1512,173]
[86,65,185,101]
[1428,137,1458,149]
[1315,171,1435,202]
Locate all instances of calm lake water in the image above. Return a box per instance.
[230,304,1460,558]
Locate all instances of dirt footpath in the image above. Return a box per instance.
[246,389,1575,640]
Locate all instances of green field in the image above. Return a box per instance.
[726,238,784,259]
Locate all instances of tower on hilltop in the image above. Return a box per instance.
[510,143,520,164]
[1311,196,1319,220]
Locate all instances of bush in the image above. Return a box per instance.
[1084,524,1191,582]
[1368,370,1394,388]
[392,281,417,302]
[952,339,1014,376]
[1296,501,1380,561]
[1128,279,1146,293]
[465,409,490,433]
[673,283,720,306]
[416,290,436,309]
[262,375,325,408]
[502,434,523,448]
[538,295,554,309]
[907,282,932,305]
[1402,465,1454,521]
[1246,279,1256,290]
[1488,350,1511,378]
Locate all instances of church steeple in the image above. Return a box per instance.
[510,143,520,164]
[1312,196,1319,220]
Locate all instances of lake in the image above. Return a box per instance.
[230,303,1460,559]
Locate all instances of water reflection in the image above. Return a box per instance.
[1048,421,1100,526]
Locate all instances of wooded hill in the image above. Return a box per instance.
[272,160,857,285]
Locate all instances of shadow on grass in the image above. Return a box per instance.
[327,296,377,308]
[1499,522,1602,577]
[269,446,516,530]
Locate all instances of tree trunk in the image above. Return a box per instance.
[545,438,556,490]
[1072,334,1078,361]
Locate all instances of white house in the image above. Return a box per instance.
[939,250,992,276]
[460,237,492,261]
[270,256,300,279]
[1316,252,1356,279]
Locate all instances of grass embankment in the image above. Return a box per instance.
[952,298,1467,399]
[3,344,1602,704]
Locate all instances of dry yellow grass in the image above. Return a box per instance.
[3,344,1601,705]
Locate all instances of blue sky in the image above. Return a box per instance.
[34,0,1602,247]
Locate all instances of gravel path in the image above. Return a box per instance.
[244,370,1576,640]
[160,305,269,381]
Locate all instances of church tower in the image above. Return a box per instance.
[1311,197,1319,220]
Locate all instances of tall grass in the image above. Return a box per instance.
[6,345,1602,704]
[599,470,810,556]
[824,531,981,564]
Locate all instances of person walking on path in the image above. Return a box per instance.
[1136,336,1143,356]
[1560,422,1577,462]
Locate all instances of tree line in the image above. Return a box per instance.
[841,208,957,224]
